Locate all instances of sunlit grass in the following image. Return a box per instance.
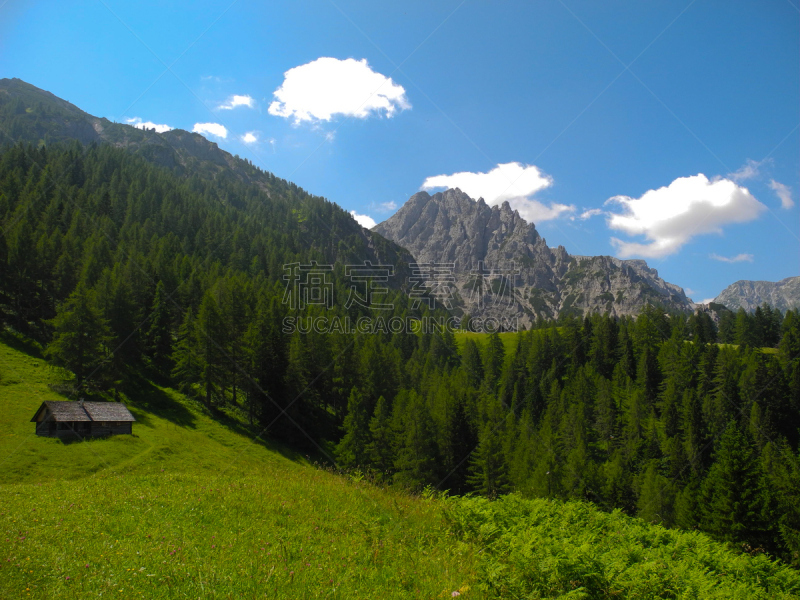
[0,340,478,599]
[2,336,796,599]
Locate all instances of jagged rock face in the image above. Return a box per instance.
[714,277,800,312]
[374,189,692,326]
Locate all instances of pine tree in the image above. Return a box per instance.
[468,420,510,497]
[483,331,505,390]
[393,391,441,490]
[366,395,395,478]
[700,422,771,549]
[674,476,700,530]
[336,387,372,470]
[636,461,675,526]
[146,281,174,374]
[462,338,484,388]
[45,282,112,392]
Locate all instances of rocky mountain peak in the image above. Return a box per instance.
[714,276,800,312]
[374,188,692,325]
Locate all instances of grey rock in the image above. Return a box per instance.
[714,277,800,312]
[374,188,693,327]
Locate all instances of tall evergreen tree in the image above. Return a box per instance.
[45,282,112,391]
[146,281,175,374]
[700,422,771,549]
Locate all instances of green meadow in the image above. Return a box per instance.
[0,338,477,599]
[1,337,798,599]
[453,331,520,355]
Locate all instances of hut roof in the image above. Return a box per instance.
[30,401,136,423]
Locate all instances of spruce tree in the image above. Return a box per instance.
[146,281,174,374]
[636,461,674,526]
[45,282,112,392]
[467,420,510,497]
[336,387,372,470]
[366,395,395,478]
[393,391,441,490]
[700,422,771,549]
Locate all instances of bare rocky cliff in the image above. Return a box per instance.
[714,277,800,312]
[374,188,692,326]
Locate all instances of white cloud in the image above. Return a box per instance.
[380,201,397,212]
[268,57,410,124]
[421,162,573,223]
[241,132,258,144]
[218,94,255,110]
[710,253,754,263]
[729,158,769,182]
[769,179,794,209]
[350,210,376,229]
[192,122,228,139]
[578,208,603,220]
[125,117,173,133]
[606,174,766,259]
[701,298,716,305]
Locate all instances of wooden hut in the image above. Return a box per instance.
[30,400,136,438]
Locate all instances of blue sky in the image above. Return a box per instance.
[1,0,797,301]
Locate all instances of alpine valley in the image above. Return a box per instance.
[1,78,800,599]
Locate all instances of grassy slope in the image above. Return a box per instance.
[2,337,798,599]
[0,339,477,599]
[453,331,520,355]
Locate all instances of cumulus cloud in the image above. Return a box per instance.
[379,201,397,212]
[606,174,766,259]
[218,94,255,110]
[421,162,572,223]
[350,210,376,229]
[241,132,258,144]
[268,57,410,124]
[710,253,754,263]
[769,179,794,209]
[192,122,228,139]
[125,117,173,133]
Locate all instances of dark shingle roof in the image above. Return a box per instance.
[83,402,136,422]
[30,401,136,422]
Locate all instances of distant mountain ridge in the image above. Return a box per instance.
[0,77,415,281]
[0,77,275,190]
[714,276,800,312]
[374,188,693,326]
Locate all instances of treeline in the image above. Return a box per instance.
[0,141,416,440]
[1,143,799,566]
[335,307,800,565]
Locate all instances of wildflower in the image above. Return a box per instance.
[452,592,461,597]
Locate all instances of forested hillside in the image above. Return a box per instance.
[1,141,799,570]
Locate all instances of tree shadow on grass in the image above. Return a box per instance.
[204,404,311,466]
[121,377,196,429]
[0,328,44,358]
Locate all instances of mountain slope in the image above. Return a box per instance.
[715,276,800,312]
[0,77,271,188]
[2,337,798,599]
[374,188,691,325]
[0,337,477,598]
[0,78,415,291]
